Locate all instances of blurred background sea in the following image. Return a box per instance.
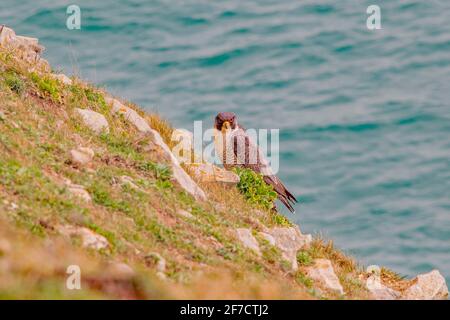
[1,0,449,282]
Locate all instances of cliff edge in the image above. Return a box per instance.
[0,26,447,300]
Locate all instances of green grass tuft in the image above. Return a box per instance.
[3,71,25,95]
[139,161,171,181]
[297,250,313,266]
[295,272,313,288]
[270,212,292,226]
[30,72,61,101]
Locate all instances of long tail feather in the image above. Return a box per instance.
[263,175,297,213]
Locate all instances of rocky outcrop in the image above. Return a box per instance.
[364,268,448,300]
[75,108,110,134]
[105,97,207,202]
[235,228,261,256]
[0,25,49,71]
[70,147,95,165]
[152,132,208,201]
[151,129,207,201]
[402,270,448,300]
[260,226,312,271]
[365,266,400,300]
[59,177,92,202]
[305,259,344,295]
[58,225,109,250]
[234,226,312,269]
[171,129,239,185]
[188,163,240,185]
[105,96,151,133]
[67,184,92,202]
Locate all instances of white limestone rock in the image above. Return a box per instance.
[402,270,448,300]
[235,228,261,256]
[148,129,207,201]
[105,96,151,133]
[259,232,276,246]
[58,225,109,250]
[0,25,16,47]
[0,26,49,70]
[305,259,344,295]
[67,184,92,202]
[365,268,401,300]
[188,163,240,185]
[172,129,239,185]
[103,97,206,201]
[63,178,91,202]
[262,226,312,271]
[70,147,94,165]
[75,108,109,134]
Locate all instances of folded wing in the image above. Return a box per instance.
[231,129,298,213]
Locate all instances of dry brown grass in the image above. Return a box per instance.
[145,113,175,147]
[380,267,412,292]
[309,237,358,274]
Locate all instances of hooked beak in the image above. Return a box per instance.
[221,121,231,133]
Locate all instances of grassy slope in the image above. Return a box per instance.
[0,46,406,299]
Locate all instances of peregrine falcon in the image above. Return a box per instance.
[213,112,297,213]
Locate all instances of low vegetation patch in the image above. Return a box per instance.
[3,70,25,95]
[233,168,277,211]
[30,72,62,102]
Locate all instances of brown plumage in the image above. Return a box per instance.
[213,112,298,213]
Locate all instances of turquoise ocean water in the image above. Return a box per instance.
[2,1,450,282]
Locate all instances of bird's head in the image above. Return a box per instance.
[214,112,237,133]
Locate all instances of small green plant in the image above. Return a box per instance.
[84,87,101,102]
[297,250,313,266]
[4,71,25,95]
[295,272,313,288]
[270,212,292,226]
[261,245,281,264]
[139,161,171,181]
[84,87,108,111]
[68,83,107,110]
[233,168,277,210]
[88,181,132,213]
[30,72,61,101]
